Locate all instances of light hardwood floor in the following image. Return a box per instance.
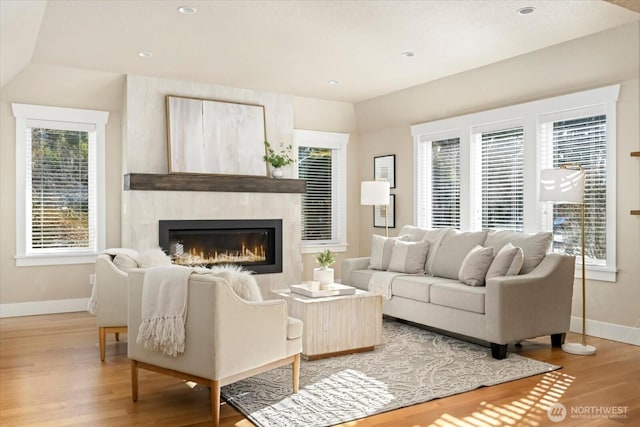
[1,312,638,426]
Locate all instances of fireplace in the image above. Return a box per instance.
[158,219,282,274]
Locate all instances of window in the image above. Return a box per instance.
[13,103,109,266]
[411,85,619,281]
[474,126,524,232]
[416,136,460,228]
[295,129,349,253]
[540,112,608,267]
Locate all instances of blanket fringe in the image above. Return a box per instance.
[137,316,186,357]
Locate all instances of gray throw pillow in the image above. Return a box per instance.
[486,242,524,279]
[387,240,430,274]
[458,245,495,286]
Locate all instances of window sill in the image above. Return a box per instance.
[575,264,617,283]
[15,253,98,267]
[301,243,348,254]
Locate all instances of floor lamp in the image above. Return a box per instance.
[361,180,391,237]
[540,164,596,355]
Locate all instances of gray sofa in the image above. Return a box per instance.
[341,226,575,359]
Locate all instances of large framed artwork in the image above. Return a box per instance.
[374,194,395,228]
[374,154,396,188]
[166,95,267,176]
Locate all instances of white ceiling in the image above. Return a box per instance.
[2,0,639,103]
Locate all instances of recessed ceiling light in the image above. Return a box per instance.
[137,51,153,58]
[177,6,197,15]
[517,6,536,15]
[401,51,415,58]
[328,80,340,85]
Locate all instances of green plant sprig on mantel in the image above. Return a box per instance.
[263,141,296,168]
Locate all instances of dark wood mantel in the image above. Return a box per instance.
[123,173,306,193]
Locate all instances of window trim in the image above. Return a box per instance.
[294,129,349,254]
[12,103,109,266]
[411,84,619,282]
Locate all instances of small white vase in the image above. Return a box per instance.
[271,168,284,179]
[313,267,334,289]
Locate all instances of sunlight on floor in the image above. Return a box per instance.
[428,371,575,427]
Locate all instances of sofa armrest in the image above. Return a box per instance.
[95,254,129,326]
[485,253,575,344]
[341,257,371,285]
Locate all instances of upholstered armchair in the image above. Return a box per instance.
[93,252,132,361]
[127,269,303,426]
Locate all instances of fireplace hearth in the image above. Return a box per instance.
[159,219,282,274]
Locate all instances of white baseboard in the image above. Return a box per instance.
[0,298,89,318]
[569,316,640,346]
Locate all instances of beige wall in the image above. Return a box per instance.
[354,22,640,329]
[0,64,124,306]
[0,66,360,306]
[293,97,360,280]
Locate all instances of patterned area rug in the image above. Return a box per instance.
[221,319,559,427]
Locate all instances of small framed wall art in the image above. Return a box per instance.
[374,154,396,188]
[374,194,395,229]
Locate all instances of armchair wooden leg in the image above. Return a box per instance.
[131,360,139,402]
[99,327,106,362]
[292,353,300,393]
[211,380,220,427]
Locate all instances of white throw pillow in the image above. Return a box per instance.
[206,265,263,301]
[113,254,139,271]
[486,243,524,279]
[387,241,430,274]
[458,245,495,286]
[369,234,409,270]
[137,248,173,268]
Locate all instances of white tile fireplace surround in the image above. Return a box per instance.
[121,75,301,295]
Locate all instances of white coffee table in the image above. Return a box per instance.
[272,287,383,360]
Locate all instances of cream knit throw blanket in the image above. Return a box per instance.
[368,271,407,300]
[137,265,193,357]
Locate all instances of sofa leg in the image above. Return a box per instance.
[551,333,566,348]
[99,327,106,362]
[131,360,138,402]
[292,353,300,393]
[491,343,508,359]
[211,380,220,427]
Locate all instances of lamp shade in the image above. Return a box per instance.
[361,181,390,205]
[540,168,585,204]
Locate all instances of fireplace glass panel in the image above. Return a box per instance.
[159,219,282,274]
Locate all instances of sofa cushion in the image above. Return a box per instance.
[388,241,430,274]
[349,269,377,290]
[430,282,486,314]
[369,234,409,270]
[484,230,552,274]
[422,228,454,274]
[391,276,460,303]
[486,243,524,279]
[398,225,429,241]
[429,230,488,280]
[458,245,495,286]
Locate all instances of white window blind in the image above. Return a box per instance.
[299,146,338,243]
[417,137,460,228]
[27,123,96,251]
[477,127,524,231]
[551,115,607,265]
